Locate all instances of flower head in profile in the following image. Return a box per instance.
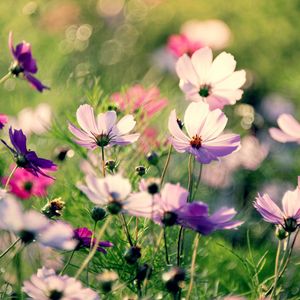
[3,166,54,199]
[0,197,76,249]
[22,267,99,300]
[269,114,300,143]
[176,47,246,110]
[77,173,153,216]
[168,101,240,164]
[254,177,300,232]
[74,227,113,253]
[68,104,140,150]
[1,127,56,178]
[111,85,168,119]
[0,114,8,130]
[8,32,49,92]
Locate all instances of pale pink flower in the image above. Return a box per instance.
[168,101,240,164]
[23,267,99,300]
[176,47,246,110]
[68,104,140,150]
[111,84,168,118]
[269,114,300,143]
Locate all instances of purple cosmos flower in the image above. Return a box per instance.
[254,177,300,232]
[1,127,56,178]
[0,197,76,250]
[269,114,300,143]
[74,227,113,254]
[8,32,49,92]
[0,114,8,130]
[168,101,240,164]
[68,104,140,150]
[23,267,99,300]
[78,173,153,216]
[176,47,246,110]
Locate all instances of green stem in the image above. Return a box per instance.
[4,165,18,190]
[177,226,184,266]
[270,240,281,299]
[160,145,172,186]
[101,146,106,177]
[192,163,202,199]
[163,227,170,265]
[60,249,76,275]
[119,214,133,247]
[0,72,11,85]
[0,238,21,259]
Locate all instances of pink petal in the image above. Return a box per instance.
[282,188,300,218]
[168,110,190,144]
[277,114,300,138]
[97,111,117,134]
[76,104,98,134]
[114,115,136,135]
[176,54,199,86]
[269,128,298,143]
[213,70,246,90]
[190,47,213,82]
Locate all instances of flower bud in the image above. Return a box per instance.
[97,270,118,293]
[162,267,186,294]
[107,201,123,215]
[284,217,298,233]
[162,212,178,227]
[41,197,65,218]
[135,166,146,177]
[136,263,152,282]
[146,151,159,166]
[124,246,141,265]
[275,225,288,240]
[91,207,106,222]
[105,160,118,172]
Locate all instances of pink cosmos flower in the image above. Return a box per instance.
[3,167,54,199]
[68,104,140,150]
[23,267,99,300]
[168,101,240,164]
[254,177,300,232]
[111,85,168,118]
[176,47,246,110]
[0,114,8,130]
[269,114,300,143]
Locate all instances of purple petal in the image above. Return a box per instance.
[9,127,27,154]
[24,73,49,92]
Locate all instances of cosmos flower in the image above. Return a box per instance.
[168,101,240,164]
[0,197,76,250]
[1,127,56,178]
[77,173,153,216]
[3,166,54,199]
[68,104,140,150]
[73,227,113,254]
[269,114,300,143]
[176,47,246,110]
[22,267,99,300]
[8,32,49,92]
[254,177,300,232]
[0,114,8,130]
[111,85,168,118]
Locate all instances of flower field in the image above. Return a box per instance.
[0,1,300,299]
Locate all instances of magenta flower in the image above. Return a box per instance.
[167,34,204,58]
[254,177,300,232]
[111,85,168,118]
[168,101,240,164]
[0,114,8,130]
[3,166,54,199]
[23,267,99,300]
[8,32,49,92]
[68,104,140,150]
[1,127,56,178]
[74,227,113,253]
[176,47,246,110]
[269,114,300,143]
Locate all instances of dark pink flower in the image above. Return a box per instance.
[0,114,8,130]
[3,167,54,199]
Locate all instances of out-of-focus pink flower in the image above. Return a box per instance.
[138,127,163,153]
[111,85,168,118]
[168,101,240,164]
[68,104,140,150]
[167,34,204,58]
[0,114,8,130]
[176,47,246,110]
[3,167,54,199]
[180,19,232,51]
[23,267,99,300]
[269,114,300,143]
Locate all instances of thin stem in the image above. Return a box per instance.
[101,146,106,177]
[192,163,203,199]
[186,234,200,300]
[119,214,133,247]
[270,240,281,299]
[187,154,195,202]
[0,72,11,85]
[177,226,184,266]
[4,165,18,190]
[135,217,139,246]
[0,237,21,259]
[75,215,111,278]
[163,227,170,265]
[60,249,76,275]
[160,145,172,186]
